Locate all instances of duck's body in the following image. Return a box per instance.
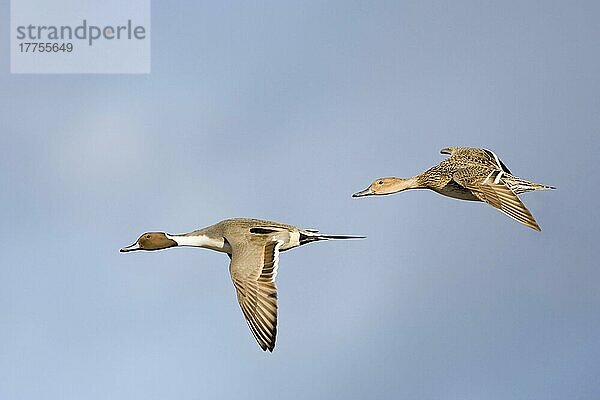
[120,218,363,352]
[178,218,313,252]
[353,147,555,231]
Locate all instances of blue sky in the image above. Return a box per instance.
[1,1,598,399]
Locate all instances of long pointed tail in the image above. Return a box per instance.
[504,175,556,195]
[299,232,365,245]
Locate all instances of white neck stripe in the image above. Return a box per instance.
[166,233,230,253]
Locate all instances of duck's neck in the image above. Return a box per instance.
[387,176,422,193]
[166,233,231,253]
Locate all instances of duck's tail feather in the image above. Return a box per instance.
[299,232,365,245]
[503,175,556,195]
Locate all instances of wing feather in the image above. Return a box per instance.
[453,168,541,231]
[229,239,282,351]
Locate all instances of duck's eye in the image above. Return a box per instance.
[378,180,384,185]
[145,235,151,239]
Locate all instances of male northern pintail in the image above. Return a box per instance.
[120,218,364,351]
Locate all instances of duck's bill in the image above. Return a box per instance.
[352,187,374,197]
[120,242,140,252]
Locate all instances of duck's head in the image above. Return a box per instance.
[120,232,178,252]
[352,177,403,197]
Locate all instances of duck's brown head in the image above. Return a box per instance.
[352,177,406,197]
[120,232,178,252]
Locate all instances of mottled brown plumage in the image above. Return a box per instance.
[353,147,555,231]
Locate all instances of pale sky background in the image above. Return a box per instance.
[1,1,599,399]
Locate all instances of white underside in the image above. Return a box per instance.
[283,231,300,250]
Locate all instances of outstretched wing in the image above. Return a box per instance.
[441,147,512,174]
[229,239,283,351]
[452,167,541,231]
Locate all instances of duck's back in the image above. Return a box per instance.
[443,147,512,173]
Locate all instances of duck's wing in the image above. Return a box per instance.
[441,147,512,174]
[228,238,283,352]
[482,148,512,174]
[452,166,541,231]
[440,147,456,156]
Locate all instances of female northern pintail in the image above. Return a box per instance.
[352,147,554,231]
[120,218,363,352]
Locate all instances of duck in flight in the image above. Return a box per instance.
[120,218,364,351]
[352,147,555,231]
